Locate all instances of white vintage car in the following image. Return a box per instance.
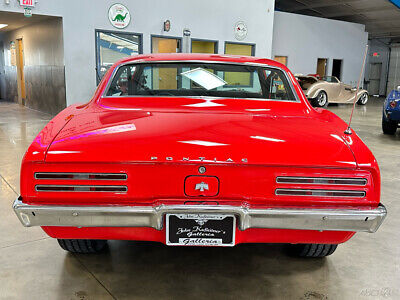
[296,75,368,107]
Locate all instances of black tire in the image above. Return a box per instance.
[382,117,398,135]
[57,239,107,254]
[357,93,368,105]
[312,91,328,107]
[288,243,337,258]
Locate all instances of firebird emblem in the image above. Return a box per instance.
[195,219,208,226]
[195,182,209,192]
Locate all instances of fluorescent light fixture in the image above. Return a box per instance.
[0,24,8,30]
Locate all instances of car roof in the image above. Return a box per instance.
[114,53,289,70]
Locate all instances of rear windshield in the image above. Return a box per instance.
[106,62,297,101]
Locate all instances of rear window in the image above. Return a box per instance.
[106,62,297,101]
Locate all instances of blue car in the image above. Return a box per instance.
[382,87,400,135]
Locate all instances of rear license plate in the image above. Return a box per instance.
[166,214,235,246]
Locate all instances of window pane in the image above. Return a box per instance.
[225,43,254,56]
[96,31,141,83]
[264,70,293,100]
[191,40,217,54]
[106,62,296,101]
[224,43,254,85]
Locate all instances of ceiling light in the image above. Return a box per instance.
[0,24,8,30]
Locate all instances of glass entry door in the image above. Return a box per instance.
[95,30,142,83]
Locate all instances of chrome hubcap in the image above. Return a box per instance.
[360,93,368,104]
[318,93,327,106]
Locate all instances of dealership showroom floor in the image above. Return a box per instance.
[0,98,398,299]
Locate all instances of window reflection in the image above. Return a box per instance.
[95,30,142,83]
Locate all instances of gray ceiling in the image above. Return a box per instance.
[0,11,54,33]
[275,0,400,41]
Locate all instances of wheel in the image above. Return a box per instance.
[357,93,368,105]
[57,239,107,254]
[312,91,328,107]
[382,115,398,135]
[288,243,338,258]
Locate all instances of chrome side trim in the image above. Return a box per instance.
[275,188,366,198]
[276,176,367,186]
[35,185,128,192]
[34,172,128,180]
[13,199,386,233]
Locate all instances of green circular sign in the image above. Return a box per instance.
[108,3,131,29]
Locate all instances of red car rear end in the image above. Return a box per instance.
[13,54,386,257]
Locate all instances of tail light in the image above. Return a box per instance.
[276,177,367,186]
[35,173,127,180]
[390,101,397,109]
[35,185,127,192]
[34,172,128,193]
[275,189,365,198]
[275,176,367,198]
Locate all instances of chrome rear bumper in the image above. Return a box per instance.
[13,198,387,233]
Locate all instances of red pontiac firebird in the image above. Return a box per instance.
[13,54,386,257]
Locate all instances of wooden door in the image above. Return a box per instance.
[151,37,180,90]
[317,58,327,77]
[16,39,26,101]
[274,56,287,66]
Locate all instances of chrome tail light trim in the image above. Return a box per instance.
[35,185,128,192]
[275,188,366,198]
[276,176,367,186]
[34,173,127,180]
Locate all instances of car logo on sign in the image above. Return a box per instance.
[195,182,209,192]
[195,219,208,226]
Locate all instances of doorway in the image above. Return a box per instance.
[332,59,342,80]
[16,38,26,105]
[224,42,255,56]
[368,63,382,96]
[191,39,218,54]
[151,36,182,90]
[316,58,328,77]
[274,56,288,66]
[151,36,182,53]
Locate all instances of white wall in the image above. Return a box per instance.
[272,11,368,86]
[0,0,275,106]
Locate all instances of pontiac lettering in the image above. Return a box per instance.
[150,157,248,163]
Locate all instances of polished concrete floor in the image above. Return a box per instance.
[0,99,399,300]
